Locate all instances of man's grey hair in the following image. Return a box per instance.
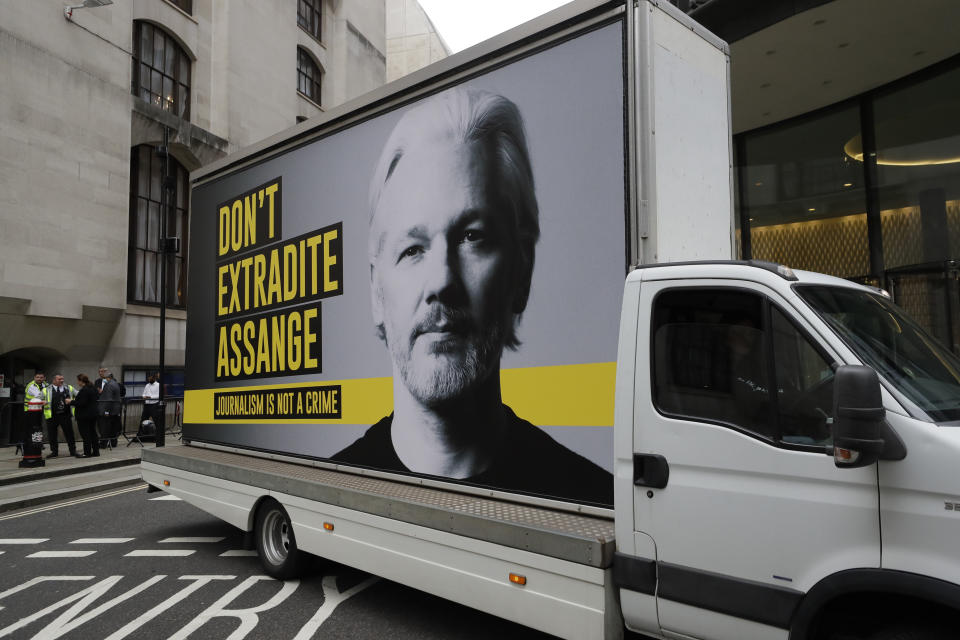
[368,87,540,349]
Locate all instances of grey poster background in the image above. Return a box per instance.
[186,21,626,478]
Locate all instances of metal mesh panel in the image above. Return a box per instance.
[749,201,960,277]
[750,213,869,277]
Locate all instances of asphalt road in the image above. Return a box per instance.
[0,485,564,639]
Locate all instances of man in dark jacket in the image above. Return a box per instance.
[47,374,79,458]
[97,372,122,448]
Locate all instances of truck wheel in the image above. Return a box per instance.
[254,500,307,579]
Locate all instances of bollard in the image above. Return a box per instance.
[19,398,46,468]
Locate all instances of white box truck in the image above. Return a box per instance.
[142,1,960,638]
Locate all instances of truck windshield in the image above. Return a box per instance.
[797,285,960,423]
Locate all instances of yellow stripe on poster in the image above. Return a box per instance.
[185,361,616,427]
[501,362,616,426]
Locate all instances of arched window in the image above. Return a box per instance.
[132,21,191,120]
[298,0,322,41]
[128,145,188,307]
[297,47,322,105]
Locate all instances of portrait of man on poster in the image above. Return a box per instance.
[331,87,613,505]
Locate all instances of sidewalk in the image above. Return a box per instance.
[0,437,182,513]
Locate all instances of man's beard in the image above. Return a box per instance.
[386,305,506,407]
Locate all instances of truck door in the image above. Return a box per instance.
[634,281,880,640]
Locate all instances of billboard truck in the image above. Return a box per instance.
[142,1,960,638]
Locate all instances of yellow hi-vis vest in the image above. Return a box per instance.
[48,384,77,418]
[24,381,49,418]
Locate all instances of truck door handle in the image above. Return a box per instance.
[633,453,669,489]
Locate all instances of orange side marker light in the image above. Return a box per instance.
[509,573,527,586]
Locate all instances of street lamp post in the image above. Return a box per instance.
[155,127,179,448]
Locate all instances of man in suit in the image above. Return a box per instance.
[97,370,122,448]
[94,366,108,392]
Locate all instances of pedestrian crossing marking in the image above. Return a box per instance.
[219,550,258,557]
[159,537,225,544]
[27,550,97,558]
[71,538,135,544]
[125,550,196,557]
[0,539,48,544]
[149,494,182,501]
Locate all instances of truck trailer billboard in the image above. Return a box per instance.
[185,19,626,507]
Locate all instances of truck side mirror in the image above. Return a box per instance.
[832,365,885,468]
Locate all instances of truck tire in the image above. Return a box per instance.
[254,499,307,579]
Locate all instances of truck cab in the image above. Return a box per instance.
[614,261,960,640]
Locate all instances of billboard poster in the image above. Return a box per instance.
[185,19,626,507]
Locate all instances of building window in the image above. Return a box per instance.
[297,47,322,105]
[298,0,322,41]
[735,56,960,351]
[128,145,189,308]
[132,21,191,119]
[165,0,192,15]
[736,103,868,280]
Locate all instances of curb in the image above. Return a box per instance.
[0,457,142,487]
[0,475,147,514]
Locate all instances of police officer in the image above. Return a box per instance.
[47,373,79,458]
[20,372,47,468]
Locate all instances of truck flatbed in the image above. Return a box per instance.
[143,445,615,569]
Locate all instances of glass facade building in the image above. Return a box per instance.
[737,56,960,352]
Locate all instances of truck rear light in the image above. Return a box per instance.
[163,480,170,486]
[323,522,334,532]
[509,573,526,586]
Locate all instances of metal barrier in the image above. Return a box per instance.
[0,401,18,448]
[120,396,184,447]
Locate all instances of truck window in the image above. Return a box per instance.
[652,288,834,448]
[798,284,960,423]
[771,307,834,446]
[652,289,775,440]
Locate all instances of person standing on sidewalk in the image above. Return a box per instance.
[20,372,48,467]
[46,374,79,458]
[74,374,100,457]
[94,366,108,392]
[98,372,122,449]
[140,374,160,440]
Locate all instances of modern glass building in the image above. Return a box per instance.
[687,0,960,351]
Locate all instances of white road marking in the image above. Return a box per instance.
[28,575,165,640]
[125,550,196,557]
[159,537,225,544]
[103,576,235,640]
[219,550,257,557]
[0,485,145,521]
[293,575,379,639]
[0,539,48,544]
[0,577,94,614]
[27,551,97,559]
[70,538,134,544]
[149,494,181,501]
[169,575,299,640]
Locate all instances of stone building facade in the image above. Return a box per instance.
[385,0,449,83]
[0,0,385,429]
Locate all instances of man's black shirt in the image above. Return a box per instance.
[331,405,613,506]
